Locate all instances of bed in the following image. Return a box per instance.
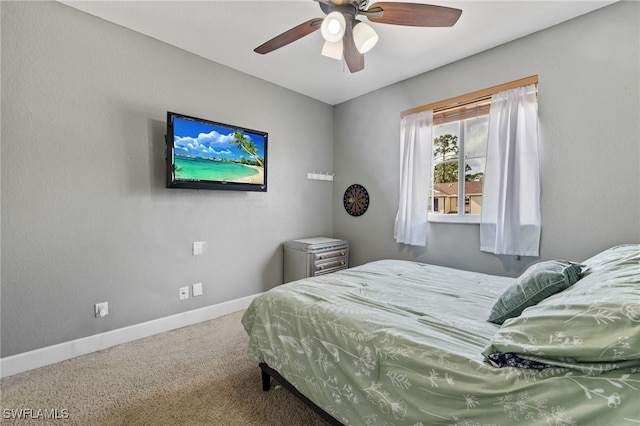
[242,244,640,425]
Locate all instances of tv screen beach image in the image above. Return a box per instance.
[172,116,265,185]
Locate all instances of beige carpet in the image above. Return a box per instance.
[0,311,328,425]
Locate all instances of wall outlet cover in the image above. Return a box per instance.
[94,302,108,318]
[179,286,190,300]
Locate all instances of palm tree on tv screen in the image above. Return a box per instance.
[232,131,264,167]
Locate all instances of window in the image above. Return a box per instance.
[399,75,539,231]
[428,101,489,223]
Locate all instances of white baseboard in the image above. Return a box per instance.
[0,294,261,378]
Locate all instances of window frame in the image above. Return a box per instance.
[401,75,539,225]
[429,109,489,224]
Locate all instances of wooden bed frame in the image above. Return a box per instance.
[259,363,343,426]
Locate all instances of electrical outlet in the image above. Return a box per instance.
[94,302,108,318]
[193,282,203,297]
[179,286,189,300]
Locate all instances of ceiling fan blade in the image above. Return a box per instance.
[366,2,462,27]
[254,18,323,54]
[343,20,364,73]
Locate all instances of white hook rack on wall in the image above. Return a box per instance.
[307,172,334,182]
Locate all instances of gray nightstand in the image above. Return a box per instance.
[283,237,349,283]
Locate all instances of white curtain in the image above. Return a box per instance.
[394,110,433,246]
[480,84,541,256]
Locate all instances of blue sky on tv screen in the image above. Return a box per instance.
[173,116,265,162]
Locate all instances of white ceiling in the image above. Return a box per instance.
[57,0,616,105]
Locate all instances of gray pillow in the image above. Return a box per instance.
[487,260,583,325]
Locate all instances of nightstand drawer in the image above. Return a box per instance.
[314,249,348,261]
[314,257,348,275]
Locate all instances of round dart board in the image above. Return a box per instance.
[343,184,370,217]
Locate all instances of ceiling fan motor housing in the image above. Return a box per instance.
[319,1,360,17]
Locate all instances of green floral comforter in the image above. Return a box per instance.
[242,245,640,425]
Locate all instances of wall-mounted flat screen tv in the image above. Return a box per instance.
[166,111,268,192]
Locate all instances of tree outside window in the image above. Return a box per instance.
[429,115,488,218]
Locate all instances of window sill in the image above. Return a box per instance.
[428,214,480,224]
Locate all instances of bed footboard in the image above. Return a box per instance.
[258,363,343,426]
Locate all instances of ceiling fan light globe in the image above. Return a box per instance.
[321,12,346,43]
[328,20,341,34]
[353,22,379,54]
[321,40,343,60]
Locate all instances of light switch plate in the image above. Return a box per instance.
[192,241,205,255]
[193,282,203,297]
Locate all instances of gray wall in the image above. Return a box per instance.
[2,1,639,359]
[1,1,334,357]
[333,1,640,275]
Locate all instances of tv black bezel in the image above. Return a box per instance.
[165,111,268,192]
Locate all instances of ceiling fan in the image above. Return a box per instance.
[254,0,462,73]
